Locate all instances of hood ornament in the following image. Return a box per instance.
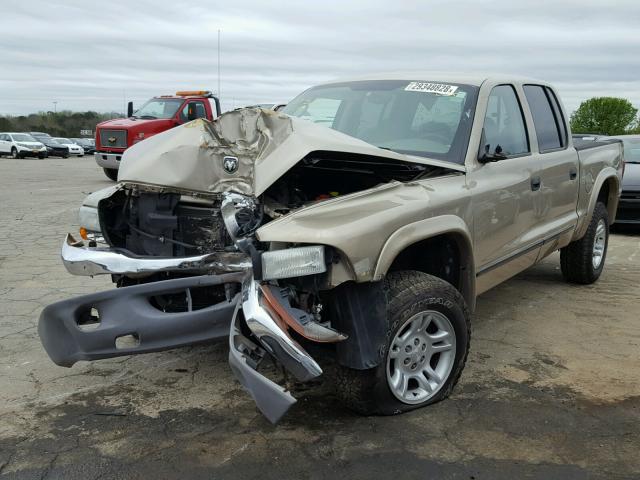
[223,156,239,174]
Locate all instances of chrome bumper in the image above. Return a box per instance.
[228,277,323,423]
[61,233,251,276]
[94,152,122,169]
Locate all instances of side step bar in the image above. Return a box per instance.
[38,273,244,367]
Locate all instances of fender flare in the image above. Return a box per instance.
[576,168,620,239]
[372,215,476,311]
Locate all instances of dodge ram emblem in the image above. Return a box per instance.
[108,136,116,143]
[223,156,239,174]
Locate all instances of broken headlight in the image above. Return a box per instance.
[221,192,262,241]
[261,246,326,280]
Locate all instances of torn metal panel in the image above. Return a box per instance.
[117,107,464,197]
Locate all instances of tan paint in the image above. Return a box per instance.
[96,75,623,310]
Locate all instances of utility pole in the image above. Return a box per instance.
[217,29,221,103]
[53,101,57,114]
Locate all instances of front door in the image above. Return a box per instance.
[468,84,541,293]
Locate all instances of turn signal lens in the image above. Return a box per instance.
[79,227,88,240]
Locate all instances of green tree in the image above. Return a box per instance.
[570,97,638,135]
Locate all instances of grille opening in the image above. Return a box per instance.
[149,285,228,313]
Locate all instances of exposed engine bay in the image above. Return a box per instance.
[99,151,453,259]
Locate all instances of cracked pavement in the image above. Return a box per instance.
[0,157,639,479]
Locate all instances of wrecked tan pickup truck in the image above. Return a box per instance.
[39,75,624,423]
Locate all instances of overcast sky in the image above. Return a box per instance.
[1,0,639,116]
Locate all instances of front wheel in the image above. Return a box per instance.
[335,271,470,415]
[560,202,609,284]
[103,168,118,181]
[11,147,20,159]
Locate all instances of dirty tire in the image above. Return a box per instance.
[560,202,609,284]
[335,271,470,416]
[103,168,118,181]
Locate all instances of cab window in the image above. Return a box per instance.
[482,85,529,157]
[179,101,207,122]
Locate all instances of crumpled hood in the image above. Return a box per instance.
[118,107,464,196]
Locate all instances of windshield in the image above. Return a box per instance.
[133,98,184,119]
[54,138,72,144]
[12,134,36,142]
[623,138,640,163]
[281,80,479,164]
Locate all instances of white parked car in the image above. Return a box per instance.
[53,138,85,157]
[0,132,48,159]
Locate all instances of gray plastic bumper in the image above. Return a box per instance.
[38,273,243,367]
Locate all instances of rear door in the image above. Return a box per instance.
[522,85,580,252]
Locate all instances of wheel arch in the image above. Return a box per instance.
[576,169,620,239]
[373,215,476,312]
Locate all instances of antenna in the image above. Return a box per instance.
[217,29,221,103]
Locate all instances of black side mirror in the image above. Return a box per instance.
[127,101,134,117]
[477,128,508,163]
[478,144,508,163]
[187,104,197,121]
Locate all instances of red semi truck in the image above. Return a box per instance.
[95,91,221,180]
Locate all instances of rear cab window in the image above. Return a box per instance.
[523,85,568,152]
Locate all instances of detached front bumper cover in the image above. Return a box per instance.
[38,273,244,367]
[62,233,251,276]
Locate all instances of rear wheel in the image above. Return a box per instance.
[335,271,470,415]
[104,168,118,181]
[560,202,609,284]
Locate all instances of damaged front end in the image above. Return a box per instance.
[39,107,461,423]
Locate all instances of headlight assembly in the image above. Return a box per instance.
[261,246,326,280]
[78,205,101,233]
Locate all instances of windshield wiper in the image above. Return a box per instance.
[138,115,158,120]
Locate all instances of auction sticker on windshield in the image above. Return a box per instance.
[405,82,458,95]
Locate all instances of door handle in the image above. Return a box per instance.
[531,176,541,191]
[569,168,577,180]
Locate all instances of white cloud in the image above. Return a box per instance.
[1,0,639,115]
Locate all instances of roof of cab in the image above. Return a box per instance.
[316,72,548,88]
